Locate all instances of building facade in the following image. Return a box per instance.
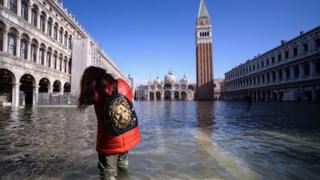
[195,0,214,101]
[213,78,224,100]
[135,71,195,101]
[0,0,128,107]
[223,26,320,102]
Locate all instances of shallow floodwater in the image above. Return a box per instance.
[0,102,320,179]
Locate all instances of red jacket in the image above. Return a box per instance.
[94,78,141,155]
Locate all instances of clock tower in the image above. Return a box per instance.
[196,0,214,101]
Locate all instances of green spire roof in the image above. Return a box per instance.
[198,0,210,18]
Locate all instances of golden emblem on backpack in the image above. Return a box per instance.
[109,97,133,129]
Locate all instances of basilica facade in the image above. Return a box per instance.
[135,71,195,101]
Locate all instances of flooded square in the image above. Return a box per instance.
[0,102,320,179]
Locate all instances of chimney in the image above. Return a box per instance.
[281,40,286,45]
[300,31,304,35]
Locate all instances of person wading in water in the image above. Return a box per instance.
[78,66,141,180]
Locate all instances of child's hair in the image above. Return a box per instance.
[77,66,115,111]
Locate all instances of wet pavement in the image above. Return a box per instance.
[0,101,320,179]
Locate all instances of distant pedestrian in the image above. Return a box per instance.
[78,66,141,180]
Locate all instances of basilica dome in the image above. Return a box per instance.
[181,75,188,84]
[164,71,176,83]
[154,76,161,84]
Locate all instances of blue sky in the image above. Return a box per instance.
[62,0,320,86]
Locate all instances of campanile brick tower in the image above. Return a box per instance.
[196,0,214,101]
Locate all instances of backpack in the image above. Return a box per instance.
[98,80,138,136]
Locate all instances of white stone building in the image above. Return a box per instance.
[223,26,320,102]
[0,0,128,107]
[135,71,196,101]
[213,78,224,100]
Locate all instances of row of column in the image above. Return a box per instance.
[3,0,71,48]
[146,91,189,101]
[229,60,318,90]
[1,32,71,73]
[11,83,66,107]
[227,87,319,102]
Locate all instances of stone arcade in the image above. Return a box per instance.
[223,26,320,102]
[0,0,128,107]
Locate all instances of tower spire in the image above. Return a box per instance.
[195,0,214,101]
[198,0,210,18]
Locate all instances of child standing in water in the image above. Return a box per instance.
[78,66,141,180]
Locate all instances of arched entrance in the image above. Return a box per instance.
[164,83,172,90]
[272,92,277,101]
[63,82,71,93]
[174,91,180,101]
[53,80,61,93]
[278,92,284,101]
[149,92,155,101]
[164,90,171,101]
[304,90,312,102]
[181,92,187,100]
[0,69,15,105]
[39,78,50,93]
[156,91,161,101]
[20,74,36,106]
[315,88,320,102]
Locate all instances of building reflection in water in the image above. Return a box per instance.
[196,101,215,128]
[194,102,259,179]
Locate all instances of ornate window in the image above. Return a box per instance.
[293,47,298,57]
[59,54,63,71]
[20,34,29,60]
[64,56,67,72]
[7,28,18,56]
[68,35,72,49]
[53,51,58,69]
[316,60,320,74]
[21,0,29,21]
[46,48,52,67]
[303,62,310,76]
[39,44,46,65]
[31,39,38,62]
[278,70,283,81]
[47,18,52,36]
[286,68,290,79]
[272,72,276,82]
[9,0,17,14]
[64,31,68,47]
[59,27,63,44]
[0,22,5,51]
[68,58,71,74]
[40,12,46,32]
[54,23,58,40]
[294,65,299,78]
[315,39,320,48]
[31,5,38,27]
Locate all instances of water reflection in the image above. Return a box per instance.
[0,102,320,179]
[196,101,215,128]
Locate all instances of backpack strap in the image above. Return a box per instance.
[97,79,118,98]
[112,79,118,95]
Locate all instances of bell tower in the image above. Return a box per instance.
[195,0,214,101]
